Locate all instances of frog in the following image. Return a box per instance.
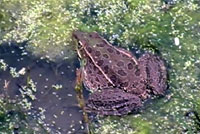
[73,31,167,115]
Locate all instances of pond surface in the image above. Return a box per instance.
[0,43,89,134]
[0,39,200,133]
[1,0,200,134]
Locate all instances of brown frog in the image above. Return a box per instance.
[73,31,167,115]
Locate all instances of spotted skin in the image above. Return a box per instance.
[85,89,142,115]
[73,31,167,115]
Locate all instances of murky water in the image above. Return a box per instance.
[0,43,88,134]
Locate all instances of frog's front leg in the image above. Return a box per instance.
[85,89,142,115]
[75,69,90,124]
[75,69,84,107]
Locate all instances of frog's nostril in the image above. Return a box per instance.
[89,34,93,37]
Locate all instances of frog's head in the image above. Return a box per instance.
[72,31,86,59]
[72,31,101,58]
[72,31,87,44]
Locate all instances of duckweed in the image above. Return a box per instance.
[0,0,200,133]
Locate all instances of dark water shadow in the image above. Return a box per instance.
[0,43,88,134]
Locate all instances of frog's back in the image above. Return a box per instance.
[80,32,147,95]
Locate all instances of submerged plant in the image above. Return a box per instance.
[0,0,200,133]
[0,59,8,71]
[0,96,47,133]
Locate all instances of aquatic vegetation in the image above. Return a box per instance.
[9,67,20,78]
[0,44,84,133]
[0,59,8,71]
[18,78,37,110]
[52,84,63,90]
[0,0,200,133]
[92,116,152,134]
[0,96,47,133]
[130,117,153,134]
[0,0,80,61]
[79,0,200,133]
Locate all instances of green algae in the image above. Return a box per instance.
[0,60,48,133]
[0,0,200,133]
[91,116,152,134]
[0,97,47,133]
[0,0,79,61]
[130,117,152,134]
[79,0,200,133]
[0,0,20,33]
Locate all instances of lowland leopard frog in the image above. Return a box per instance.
[73,31,167,115]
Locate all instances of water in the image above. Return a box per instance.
[0,43,87,133]
[1,0,200,133]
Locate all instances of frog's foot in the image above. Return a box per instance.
[138,90,151,100]
[85,89,142,116]
[139,53,167,95]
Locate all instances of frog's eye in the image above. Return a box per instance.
[77,41,83,49]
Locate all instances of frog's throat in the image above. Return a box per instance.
[80,42,115,86]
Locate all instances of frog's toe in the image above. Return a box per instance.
[85,89,142,116]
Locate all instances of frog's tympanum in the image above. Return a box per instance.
[73,31,167,115]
